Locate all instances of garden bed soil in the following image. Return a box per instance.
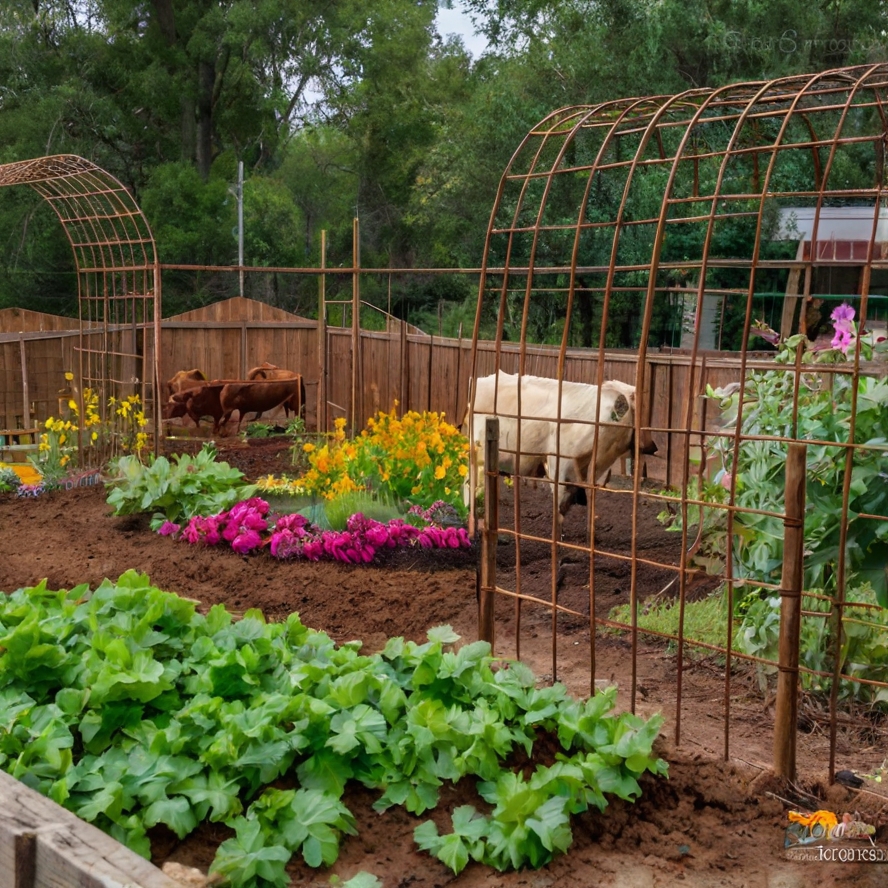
[2,435,887,888]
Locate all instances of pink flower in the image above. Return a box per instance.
[275,513,308,533]
[230,528,263,554]
[182,514,226,546]
[831,325,854,354]
[157,521,180,537]
[830,303,855,324]
[302,539,324,560]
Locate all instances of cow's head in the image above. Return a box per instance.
[605,383,658,456]
[162,391,190,420]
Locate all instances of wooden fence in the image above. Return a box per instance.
[0,305,806,487]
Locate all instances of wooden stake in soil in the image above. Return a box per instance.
[774,442,807,781]
[479,417,499,650]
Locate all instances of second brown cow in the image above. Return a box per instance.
[247,363,305,421]
[219,378,305,434]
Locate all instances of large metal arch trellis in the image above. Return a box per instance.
[468,64,888,774]
[0,154,161,462]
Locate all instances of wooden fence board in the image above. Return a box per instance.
[0,771,178,888]
[2,309,827,487]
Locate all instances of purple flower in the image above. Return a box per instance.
[169,500,471,563]
[302,538,324,561]
[223,502,268,544]
[15,483,45,498]
[831,303,855,324]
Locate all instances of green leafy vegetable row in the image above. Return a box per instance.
[0,571,667,886]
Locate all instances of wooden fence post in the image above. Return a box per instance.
[479,417,499,649]
[774,442,807,780]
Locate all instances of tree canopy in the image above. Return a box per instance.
[1,0,886,336]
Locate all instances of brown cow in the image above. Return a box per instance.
[166,368,207,398]
[247,363,305,420]
[163,383,227,434]
[247,362,294,380]
[219,378,306,434]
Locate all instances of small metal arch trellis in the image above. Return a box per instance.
[468,64,888,778]
[0,154,161,462]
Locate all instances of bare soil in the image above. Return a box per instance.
[2,436,888,888]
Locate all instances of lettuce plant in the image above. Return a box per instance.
[0,573,667,886]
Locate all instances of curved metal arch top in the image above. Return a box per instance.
[0,154,162,462]
[473,63,888,379]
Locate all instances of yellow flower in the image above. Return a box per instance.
[64,371,74,382]
[68,399,78,412]
[303,442,315,453]
[434,465,446,480]
[91,431,98,442]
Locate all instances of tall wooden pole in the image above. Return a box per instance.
[479,417,499,649]
[774,442,807,780]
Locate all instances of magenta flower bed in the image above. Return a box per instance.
[158,497,472,564]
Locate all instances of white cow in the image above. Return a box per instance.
[464,371,651,525]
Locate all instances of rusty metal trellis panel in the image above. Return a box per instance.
[469,64,888,776]
[0,154,161,463]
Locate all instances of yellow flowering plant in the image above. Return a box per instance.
[110,394,150,454]
[260,407,469,515]
[29,375,149,483]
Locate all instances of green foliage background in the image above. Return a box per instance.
[1,0,886,334]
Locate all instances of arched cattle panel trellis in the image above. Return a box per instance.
[0,154,161,462]
[468,65,888,773]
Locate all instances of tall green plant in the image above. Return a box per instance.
[707,307,888,698]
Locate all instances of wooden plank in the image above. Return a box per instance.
[0,771,179,888]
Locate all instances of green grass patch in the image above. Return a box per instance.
[608,589,739,654]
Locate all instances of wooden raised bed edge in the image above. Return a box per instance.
[0,770,178,888]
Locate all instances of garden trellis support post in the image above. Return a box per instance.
[774,442,807,781]
[479,417,499,649]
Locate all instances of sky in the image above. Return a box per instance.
[434,3,488,58]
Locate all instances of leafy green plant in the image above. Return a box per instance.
[657,476,730,575]
[242,421,279,439]
[0,573,668,886]
[104,444,257,530]
[0,466,21,493]
[696,308,888,702]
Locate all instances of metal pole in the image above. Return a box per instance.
[238,161,244,299]
[351,217,360,435]
[773,442,807,780]
[318,230,327,433]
